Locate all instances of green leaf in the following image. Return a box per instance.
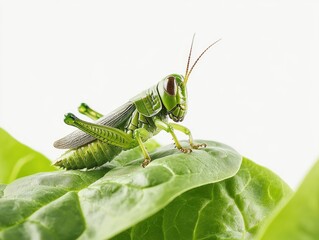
[0,128,56,184]
[256,158,319,240]
[0,140,241,240]
[112,158,292,240]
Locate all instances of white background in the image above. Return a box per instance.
[1,0,318,189]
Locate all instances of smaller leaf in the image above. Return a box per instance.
[0,128,56,184]
[257,158,319,240]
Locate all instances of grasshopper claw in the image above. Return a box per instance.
[190,143,207,149]
[178,147,192,153]
[142,158,151,168]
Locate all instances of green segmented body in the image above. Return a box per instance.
[55,140,122,169]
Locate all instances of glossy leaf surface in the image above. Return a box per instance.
[0,140,241,239]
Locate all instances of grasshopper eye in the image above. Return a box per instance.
[165,76,176,95]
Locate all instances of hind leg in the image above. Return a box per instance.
[78,103,103,120]
[63,113,135,149]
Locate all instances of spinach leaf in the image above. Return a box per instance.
[0,140,241,240]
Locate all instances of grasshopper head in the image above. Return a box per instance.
[157,36,221,122]
[157,74,187,122]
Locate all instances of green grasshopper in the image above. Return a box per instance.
[54,37,220,169]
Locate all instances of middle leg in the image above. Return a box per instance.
[133,128,153,168]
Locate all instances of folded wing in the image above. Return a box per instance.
[53,101,136,149]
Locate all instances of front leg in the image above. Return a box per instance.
[169,123,207,149]
[154,119,192,153]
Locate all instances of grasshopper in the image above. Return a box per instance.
[54,37,220,169]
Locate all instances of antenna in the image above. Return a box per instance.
[184,38,221,85]
[184,34,196,80]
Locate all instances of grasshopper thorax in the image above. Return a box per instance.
[157,74,187,122]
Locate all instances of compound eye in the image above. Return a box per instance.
[164,76,176,95]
